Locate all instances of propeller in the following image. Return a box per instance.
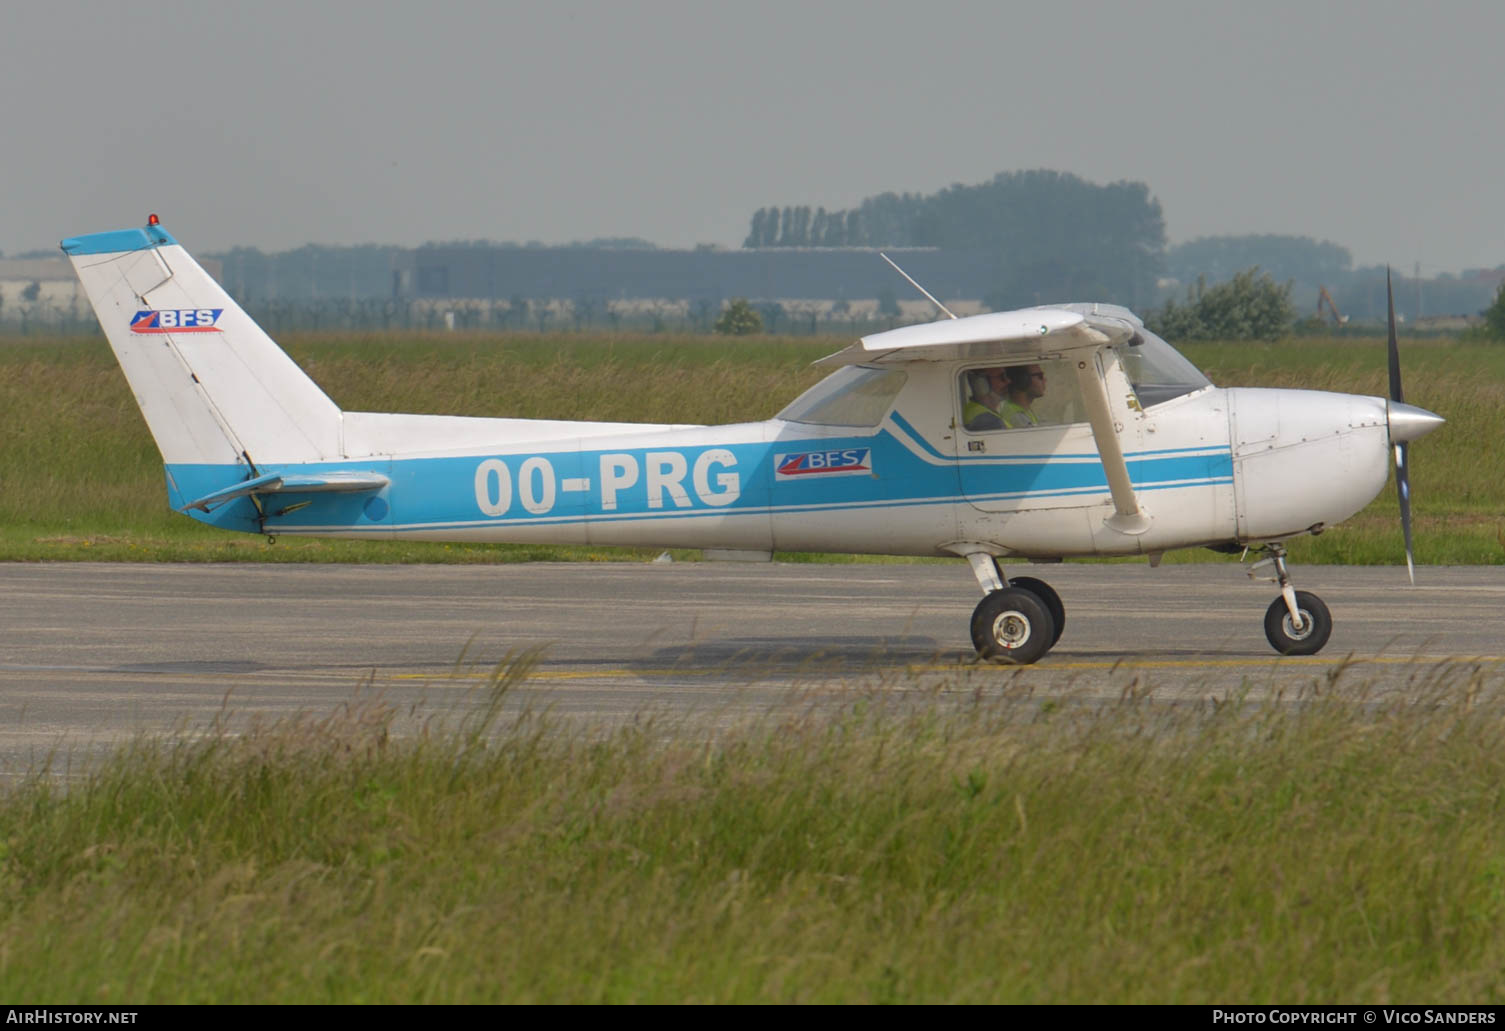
[1386,268,1415,584]
[1383,268,1449,584]
[1383,274,1445,585]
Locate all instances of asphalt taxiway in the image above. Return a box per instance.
[1,561,1501,768]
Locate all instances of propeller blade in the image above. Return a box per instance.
[1387,267,1403,404]
[1395,441,1415,585]
[1387,268,1415,585]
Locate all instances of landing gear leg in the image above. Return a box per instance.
[964,554,1061,665]
[1253,543,1332,656]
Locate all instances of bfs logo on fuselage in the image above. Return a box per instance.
[130,309,224,334]
[774,448,872,480]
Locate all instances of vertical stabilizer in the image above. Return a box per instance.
[61,220,342,467]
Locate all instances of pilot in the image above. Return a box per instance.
[962,367,1011,431]
[1000,364,1046,428]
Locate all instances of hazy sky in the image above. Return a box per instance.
[6,1,1501,272]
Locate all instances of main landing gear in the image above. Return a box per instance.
[962,543,1335,664]
[1250,543,1332,656]
[965,555,1065,665]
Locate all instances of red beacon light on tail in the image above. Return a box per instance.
[147,214,160,226]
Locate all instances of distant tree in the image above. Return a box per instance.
[21,281,41,303]
[714,298,763,335]
[811,208,828,247]
[741,170,1164,306]
[1146,292,1208,341]
[744,208,769,248]
[756,301,785,333]
[1168,235,1351,289]
[1145,268,1293,341]
[877,287,901,318]
[1483,282,1505,340]
[798,206,814,246]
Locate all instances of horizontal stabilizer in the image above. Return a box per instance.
[181,470,390,513]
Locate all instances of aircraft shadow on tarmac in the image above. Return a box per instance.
[638,636,954,674]
[109,660,271,676]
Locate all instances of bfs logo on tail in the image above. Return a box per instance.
[130,308,224,334]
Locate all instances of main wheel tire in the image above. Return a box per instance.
[1263,591,1332,656]
[971,588,1056,665]
[1006,576,1065,646]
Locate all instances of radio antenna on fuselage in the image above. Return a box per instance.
[879,252,957,320]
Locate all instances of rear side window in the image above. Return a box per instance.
[778,366,908,427]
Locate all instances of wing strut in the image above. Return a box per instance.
[1072,349,1149,535]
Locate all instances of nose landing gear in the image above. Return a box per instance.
[1250,543,1332,655]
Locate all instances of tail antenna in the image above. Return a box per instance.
[879,252,957,320]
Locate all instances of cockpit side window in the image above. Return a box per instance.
[1114,331,1213,407]
[958,359,1082,432]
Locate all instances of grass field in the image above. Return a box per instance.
[5,334,1503,1003]
[3,660,1503,1003]
[1,330,1501,564]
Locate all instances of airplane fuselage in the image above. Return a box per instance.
[172,374,1394,561]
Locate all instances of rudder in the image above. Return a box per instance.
[62,219,343,470]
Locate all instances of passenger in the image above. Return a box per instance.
[962,367,1010,431]
[1000,364,1046,428]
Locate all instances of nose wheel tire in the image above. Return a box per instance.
[1263,591,1332,656]
[1004,576,1065,646]
[971,588,1056,665]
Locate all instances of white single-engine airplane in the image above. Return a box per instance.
[63,218,1444,664]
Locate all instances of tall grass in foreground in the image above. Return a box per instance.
[3,661,1504,1002]
[3,331,1501,563]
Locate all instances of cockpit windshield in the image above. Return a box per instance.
[1114,330,1212,407]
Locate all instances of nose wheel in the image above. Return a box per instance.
[1263,591,1332,655]
[1250,544,1333,655]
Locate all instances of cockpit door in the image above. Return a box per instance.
[951,358,1100,513]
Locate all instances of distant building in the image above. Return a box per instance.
[0,256,222,317]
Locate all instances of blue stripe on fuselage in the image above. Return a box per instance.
[165,428,1234,534]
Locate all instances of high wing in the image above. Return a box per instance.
[820,303,1150,535]
[814,303,1140,367]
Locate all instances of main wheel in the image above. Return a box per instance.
[971,588,1056,665]
[1263,591,1332,655]
[1006,576,1065,646]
